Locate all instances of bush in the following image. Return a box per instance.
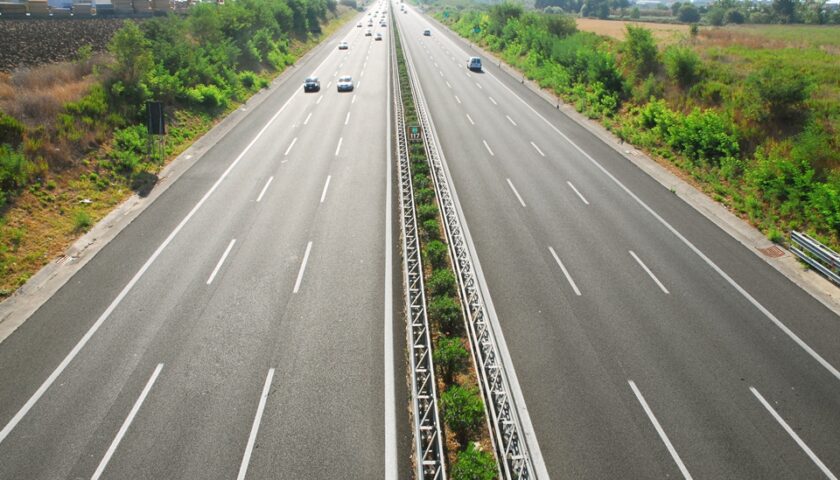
[707,7,725,26]
[622,26,659,79]
[747,66,811,122]
[434,336,469,383]
[417,203,438,223]
[451,443,497,480]
[666,108,739,165]
[185,84,230,110]
[422,219,441,241]
[425,240,449,269]
[428,295,462,333]
[440,385,485,442]
[0,112,24,147]
[0,145,32,193]
[73,210,92,232]
[427,268,457,297]
[415,187,435,205]
[664,46,701,88]
[725,8,745,24]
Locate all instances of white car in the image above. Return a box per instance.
[375,32,383,41]
[337,75,354,92]
[365,29,372,36]
[338,41,349,50]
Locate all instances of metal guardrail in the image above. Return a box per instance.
[398,21,536,480]
[390,15,447,480]
[791,231,840,286]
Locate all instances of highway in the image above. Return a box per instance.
[395,4,840,479]
[0,4,410,479]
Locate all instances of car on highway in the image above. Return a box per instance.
[423,29,431,36]
[357,22,362,27]
[337,75,354,92]
[375,32,383,41]
[338,41,349,50]
[380,21,387,27]
[303,76,320,92]
[468,56,482,71]
[365,29,372,36]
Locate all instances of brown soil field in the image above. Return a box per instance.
[576,18,691,43]
[0,18,129,72]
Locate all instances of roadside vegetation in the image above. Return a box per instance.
[0,0,354,297]
[394,23,498,480]
[430,1,839,252]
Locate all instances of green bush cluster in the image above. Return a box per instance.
[440,385,485,443]
[451,442,498,480]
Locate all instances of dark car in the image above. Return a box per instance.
[303,76,320,92]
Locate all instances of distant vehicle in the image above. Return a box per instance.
[365,29,372,36]
[380,21,387,27]
[375,32,383,41]
[337,76,354,92]
[303,76,320,92]
[423,29,431,36]
[468,56,482,71]
[357,22,362,27]
[338,41,349,50]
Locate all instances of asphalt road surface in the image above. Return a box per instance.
[0,4,411,479]
[396,5,839,479]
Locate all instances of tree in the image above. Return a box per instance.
[664,45,702,88]
[678,3,701,22]
[707,7,725,25]
[622,25,659,78]
[631,5,640,18]
[772,0,796,22]
[748,66,812,121]
[671,1,681,16]
[724,8,745,23]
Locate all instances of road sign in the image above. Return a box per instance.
[409,125,421,142]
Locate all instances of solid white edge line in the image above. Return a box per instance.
[206,239,237,285]
[0,86,301,446]
[466,114,474,125]
[335,137,343,156]
[629,380,693,480]
[91,363,164,480]
[489,96,497,105]
[345,111,351,125]
[384,42,397,477]
[293,241,313,294]
[256,176,274,203]
[284,137,297,156]
[750,387,838,480]
[473,41,840,382]
[548,246,580,296]
[236,368,275,480]
[506,115,517,126]
[530,141,545,157]
[629,250,670,294]
[483,139,494,156]
[320,175,332,204]
[566,180,590,206]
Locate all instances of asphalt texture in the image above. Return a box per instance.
[0,4,412,479]
[396,6,840,479]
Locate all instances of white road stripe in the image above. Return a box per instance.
[629,250,669,294]
[483,139,494,156]
[446,81,452,89]
[293,241,313,293]
[439,70,444,77]
[284,137,297,156]
[303,112,312,125]
[256,176,273,203]
[476,82,482,89]
[629,380,693,480]
[530,141,545,157]
[549,246,580,295]
[465,71,471,78]
[335,137,343,156]
[361,70,365,78]
[91,364,164,480]
[455,95,462,104]
[482,55,840,380]
[466,114,474,125]
[345,112,351,125]
[316,94,323,104]
[352,94,357,104]
[566,181,590,205]
[206,239,236,285]
[384,61,397,478]
[506,115,517,126]
[489,96,497,105]
[236,369,275,480]
[0,85,303,446]
[751,387,838,480]
[320,175,332,203]
[357,80,362,88]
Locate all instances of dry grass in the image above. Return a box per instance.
[698,28,792,50]
[576,18,690,44]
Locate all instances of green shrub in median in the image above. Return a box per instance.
[451,442,498,480]
[425,240,448,270]
[422,219,441,241]
[428,268,457,298]
[428,295,462,333]
[434,336,469,383]
[440,385,485,443]
[417,203,438,223]
[414,187,435,205]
